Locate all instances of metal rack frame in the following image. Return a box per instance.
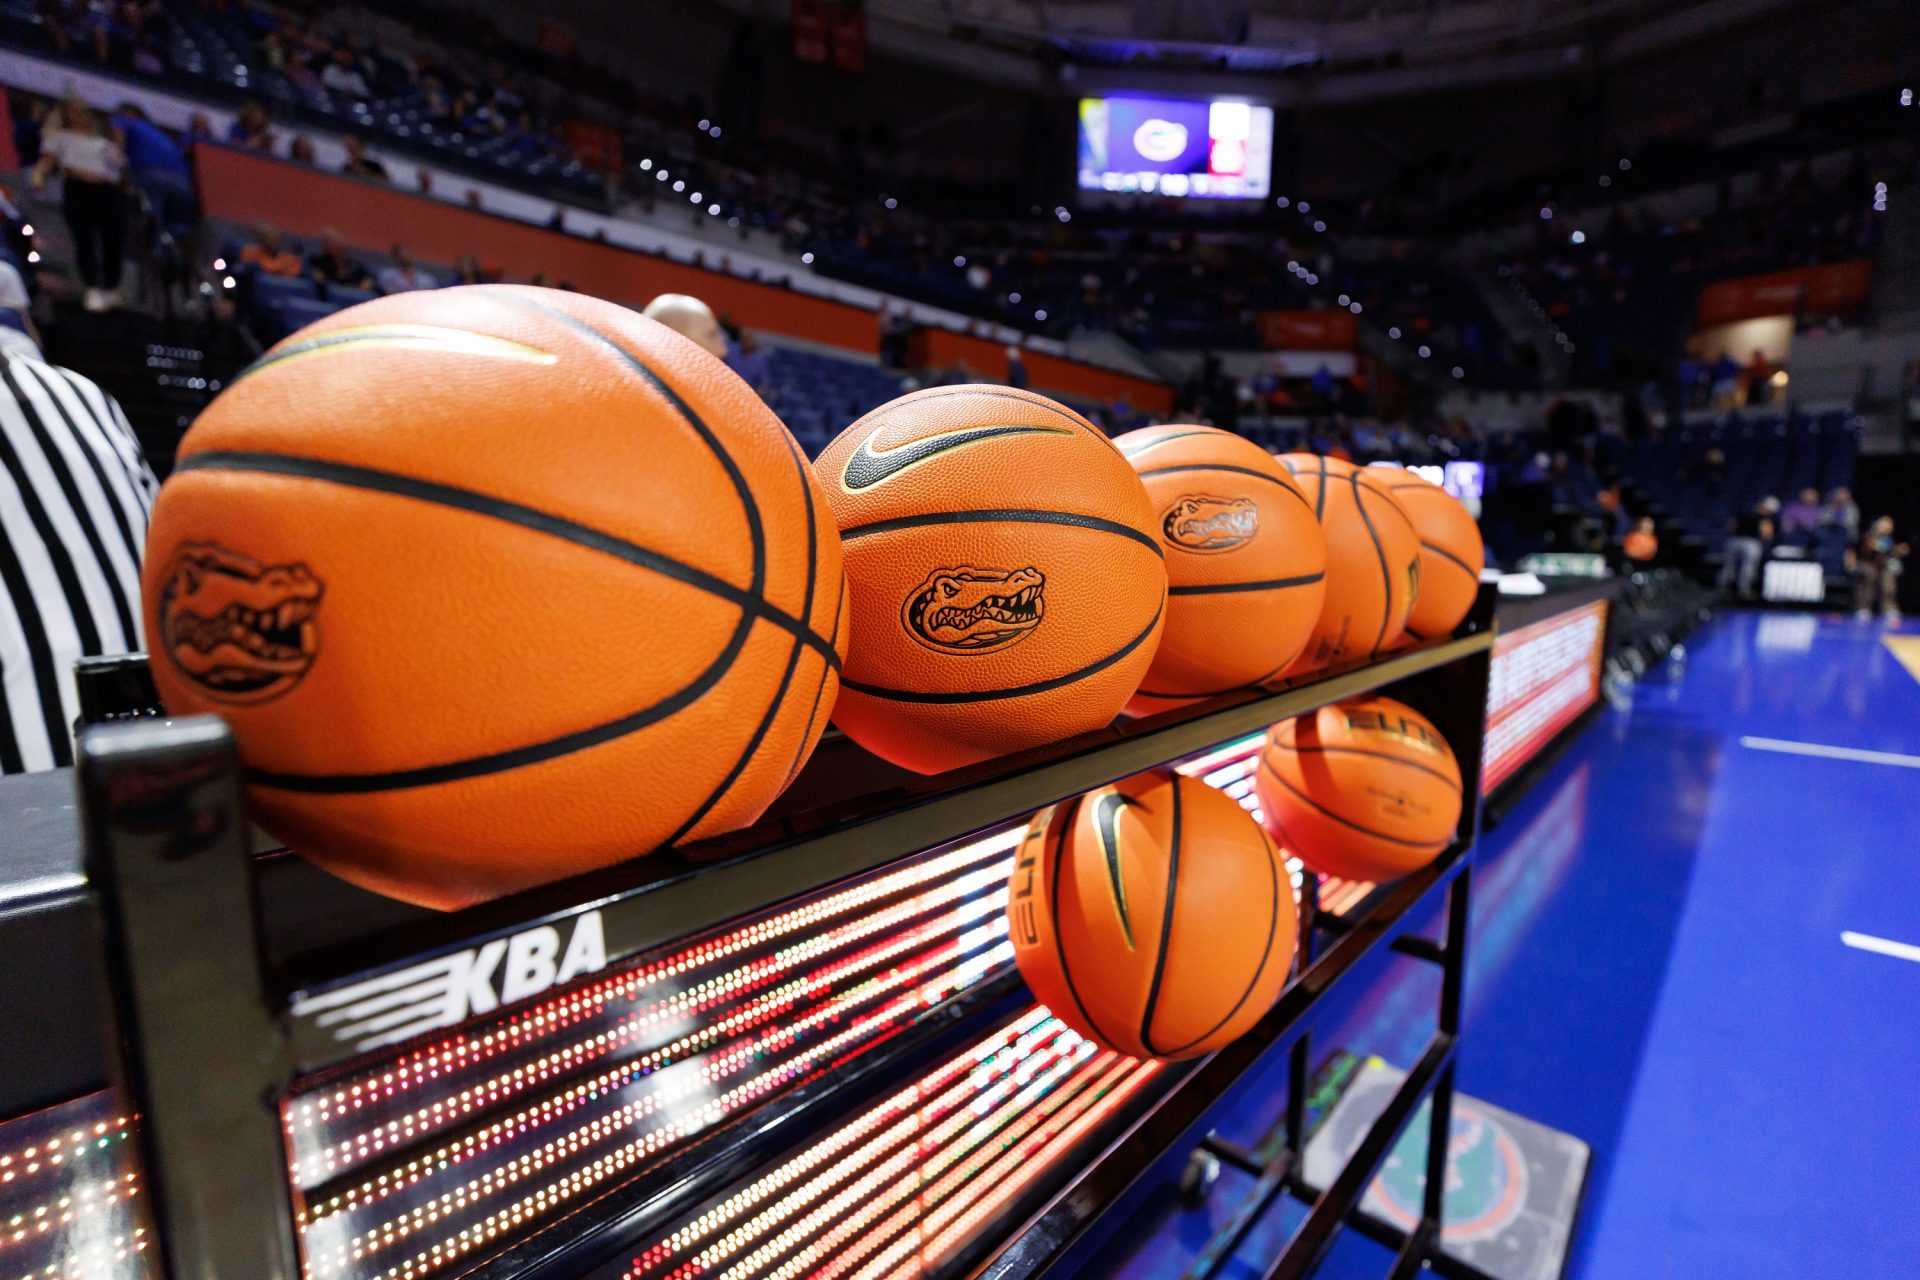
[75,589,1499,1280]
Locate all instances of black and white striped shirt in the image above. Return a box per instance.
[0,350,157,772]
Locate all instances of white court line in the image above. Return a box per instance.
[1841,931,1920,964]
[1738,736,1920,770]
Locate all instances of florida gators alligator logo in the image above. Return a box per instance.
[156,542,323,704]
[1162,495,1259,553]
[903,566,1045,655]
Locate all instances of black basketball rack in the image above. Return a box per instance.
[74,588,1503,1280]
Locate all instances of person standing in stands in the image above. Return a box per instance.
[643,294,729,360]
[1849,517,1907,623]
[728,329,772,399]
[1004,345,1029,391]
[1717,496,1776,600]
[110,103,193,239]
[0,330,156,772]
[29,98,127,313]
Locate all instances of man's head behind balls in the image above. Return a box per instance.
[643,294,728,359]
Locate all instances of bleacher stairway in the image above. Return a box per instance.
[40,307,224,477]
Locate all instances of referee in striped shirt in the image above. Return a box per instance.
[0,329,156,772]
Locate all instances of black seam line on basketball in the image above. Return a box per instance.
[1313,456,1328,520]
[1422,540,1478,578]
[1137,775,1184,1057]
[1156,809,1280,1057]
[1256,758,1443,848]
[1048,794,1124,1053]
[172,452,841,673]
[490,291,767,608]
[1265,742,1463,795]
[1133,463,1315,508]
[664,435,822,847]
[841,601,1162,703]
[248,598,755,794]
[782,577,844,793]
[1365,480,1420,535]
[1116,429,1219,457]
[777,425,827,794]
[1352,472,1394,660]
[836,509,1163,559]
[1167,571,1326,597]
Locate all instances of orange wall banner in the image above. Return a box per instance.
[1257,309,1357,352]
[0,92,17,171]
[907,328,1175,413]
[192,145,1169,411]
[1696,260,1874,326]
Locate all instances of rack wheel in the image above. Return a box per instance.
[1179,1148,1222,1207]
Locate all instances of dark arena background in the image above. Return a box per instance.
[0,3,1917,1280]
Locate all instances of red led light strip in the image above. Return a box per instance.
[617,1010,1161,1280]
[282,727,1363,1280]
[0,1092,153,1280]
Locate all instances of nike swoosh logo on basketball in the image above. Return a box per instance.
[840,425,1070,491]
[1093,791,1137,947]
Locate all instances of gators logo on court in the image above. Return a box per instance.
[1162,494,1259,553]
[903,565,1045,655]
[156,542,323,704]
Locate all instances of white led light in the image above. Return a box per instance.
[1571,230,1586,244]
[801,252,813,264]
[1418,345,1431,357]
[640,158,652,170]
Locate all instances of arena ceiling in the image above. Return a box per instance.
[837,0,1807,93]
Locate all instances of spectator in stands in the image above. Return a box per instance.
[1745,349,1775,406]
[186,112,213,144]
[1709,351,1742,409]
[227,101,274,152]
[239,223,303,277]
[376,244,436,294]
[644,293,729,359]
[1849,517,1907,622]
[453,254,487,285]
[1594,485,1631,542]
[111,103,193,238]
[1005,345,1029,391]
[1718,497,1777,600]
[29,98,127,313]
[1624,517,1659,565]
[1780,488,1824,541]
[1823,487,1860,540]
[288,134,318,166]
[307,228,374,291]
[341,135,389,183]
[320,47,371,99]
[727,329,772,398]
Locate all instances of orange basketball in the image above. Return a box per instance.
[1009,768,1297,1060]
[1253,695,1462,882]
[1276,455,1421,672]
[141,286,847,909]
[815,386,1166,774]
[1379,470,1483,641]
[1114,425,1326,715]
